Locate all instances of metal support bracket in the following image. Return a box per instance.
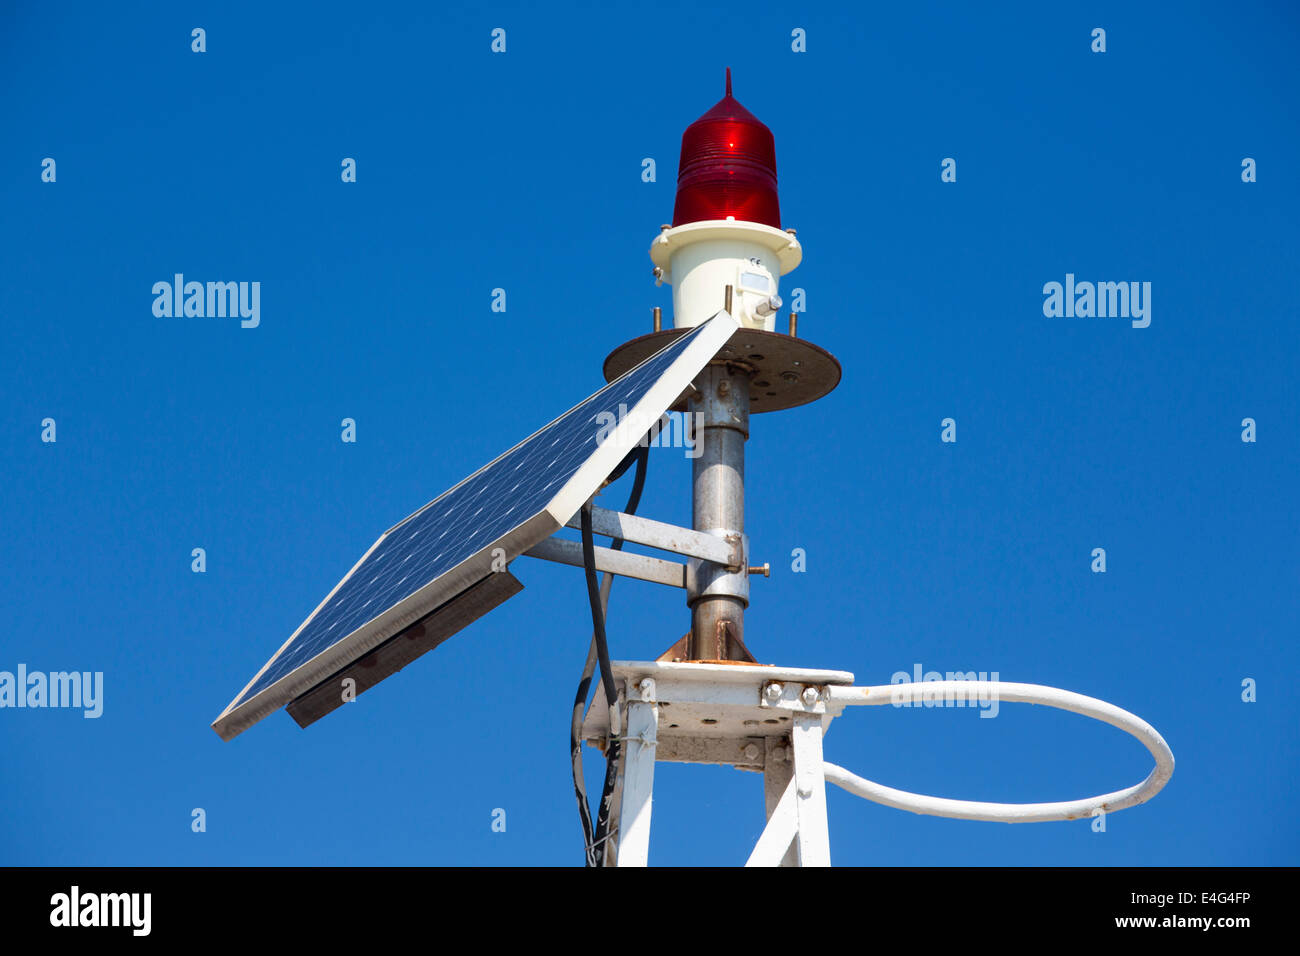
[759,680,831,715]
[583,661,1175,866]
[563,504,743,570]
[584,661,853,867]
[523,537,687,589]
[524,506,751,590]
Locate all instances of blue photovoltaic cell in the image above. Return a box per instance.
[232,322,710,708]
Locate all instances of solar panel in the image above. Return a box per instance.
[212,310,739,741]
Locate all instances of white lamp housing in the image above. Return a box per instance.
[651,219,802,332]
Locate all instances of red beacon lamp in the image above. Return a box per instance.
[652,68,803,332]
[605,68,839,419]
[600,68,841,660]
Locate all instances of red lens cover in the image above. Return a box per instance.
[672,70,781,229]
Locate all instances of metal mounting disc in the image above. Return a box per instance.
[604,328,841,414]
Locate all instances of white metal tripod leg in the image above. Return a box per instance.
[746,776,797,866]
[615,678,658,867]
[763,736,797,866]
[747,719,832,867]
[791,713,831,867]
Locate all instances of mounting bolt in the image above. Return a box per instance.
[801,686,819,708]
[747,563,770,577]
[764,682,783,703]
[771,745,788,762]
[743,743,760,761]
[637,678,655,701]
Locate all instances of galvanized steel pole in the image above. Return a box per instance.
[688,359,750,659]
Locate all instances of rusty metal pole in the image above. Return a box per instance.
[687,288,750,660]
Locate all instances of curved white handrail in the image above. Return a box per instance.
[822,681,1174,823]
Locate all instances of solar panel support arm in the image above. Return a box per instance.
[523,537,688,589]
[563,504,743,570]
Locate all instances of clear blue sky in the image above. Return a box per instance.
[2,1,1296,866]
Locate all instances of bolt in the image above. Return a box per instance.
[801,686,819,708]
[661,223,672,231]
[637,678,654,700]
[771,746,787,761]
[764,682,783,702]
[743,743,760,761]
[747,563,770,578]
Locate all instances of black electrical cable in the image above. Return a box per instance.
[570,445,646,862]
[581,501,621,867]
[570,640,600,866]
[602,443,643,490]
[571,441,649,866]
[581,502,619,712]
[590,732,621,866]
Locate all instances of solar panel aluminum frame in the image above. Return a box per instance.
[212,310,739,741]
[284,569,526,730]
